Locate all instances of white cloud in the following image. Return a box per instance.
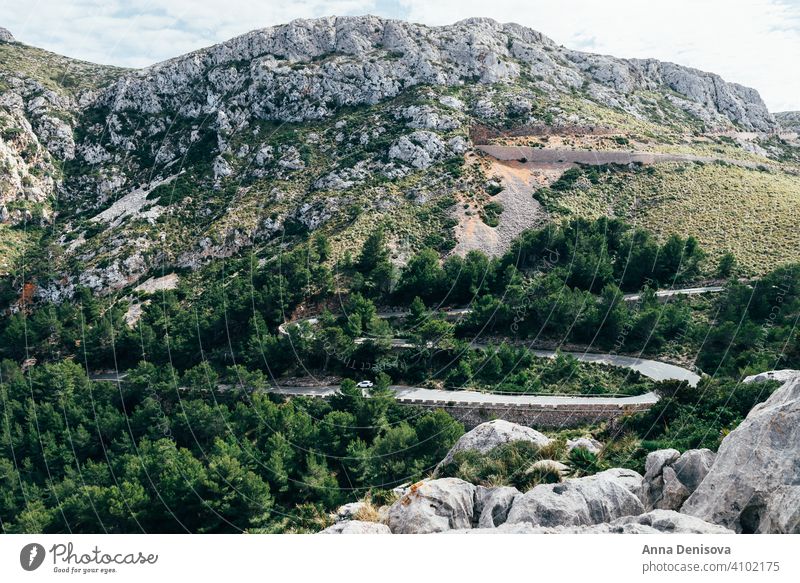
[1,0,798,111]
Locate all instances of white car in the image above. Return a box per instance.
[356,380,374,389]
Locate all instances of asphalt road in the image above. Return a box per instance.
[530,350,699,386]
[261,384,659,406]
[94,287,712,408]
[623,286,724,302]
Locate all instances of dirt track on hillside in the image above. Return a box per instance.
[452,158,549,257]
[476,144,767,169]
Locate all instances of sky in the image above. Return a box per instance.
[1,0,798,112]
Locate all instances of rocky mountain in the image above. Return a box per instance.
[0,16,790,299]
[776,111,800,133]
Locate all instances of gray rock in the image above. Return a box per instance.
[672,448,715,492]
[645,449,681,481]
[659,466,691,510]
[644,448,714,510]
[388,131,450,169]
[610,510,733,534]
[743,369,800,384]
[505,468,645,527]
[93,16,774,147]
[566,437,603,455]
[333,501,367,522]
[319,520,391,534]
[757,486,800,534]
[387,478,476,534]
[775,112,800,133]
[0,27,14,43]
[437,419,551,469]
[452,510,732,534]
[682,375,800,532]
[643,449,680,509]
[474,486,520,528]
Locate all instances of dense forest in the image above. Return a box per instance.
[1,218,798,532]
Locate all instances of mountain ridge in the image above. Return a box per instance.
[0,15,796,299]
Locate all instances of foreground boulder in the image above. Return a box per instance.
[437,419,551,469]
[332,501,367,522]
[320,520,390,534]
[682,375,800,532]
[452,510,733,534]
[757,486,800,534]
[643,448,714,510]
[474,486,520,528]
[387,478,476,533]
[505,468,645,528]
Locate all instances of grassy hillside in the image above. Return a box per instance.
[537,161,800,274]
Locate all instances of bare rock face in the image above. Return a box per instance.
[775,111,800,133]
[387,478,476,534]
[609,509,732,534]
[437,419,551,470]
[643,448,714,510]
[682,375,800,532]
[0,27,14,43]
[453,510,733,534]
[319,520,391,534]
[672,449,716,493]
[93,16,775,132]
[505,468,645,528]
[474,486,520,528]
[757,486,800,534]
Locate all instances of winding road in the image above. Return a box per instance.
[266,290,711,407]
[622,286,724,302]
[92,286,715,409]
[269,384,660,406]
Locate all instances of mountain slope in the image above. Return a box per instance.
[776,111,800,133]
[0,16,793,299]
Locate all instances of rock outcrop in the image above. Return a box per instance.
[437,419,551,469]
[93,16,774,132]
[757,486,800,534]
[643,448,714,510]
[505,468,645,528]
[775,111,800,133]
[452,510,733,534]
[320,520,391,534]
[474,486,520,528]
[0,27,14,43]
[332,501,367,522]
[682,375,800,532]
[387,478,476,534]
[742,369,799,384]
[0,15,780,293]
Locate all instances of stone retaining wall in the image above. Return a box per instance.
[396,399,651,429]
